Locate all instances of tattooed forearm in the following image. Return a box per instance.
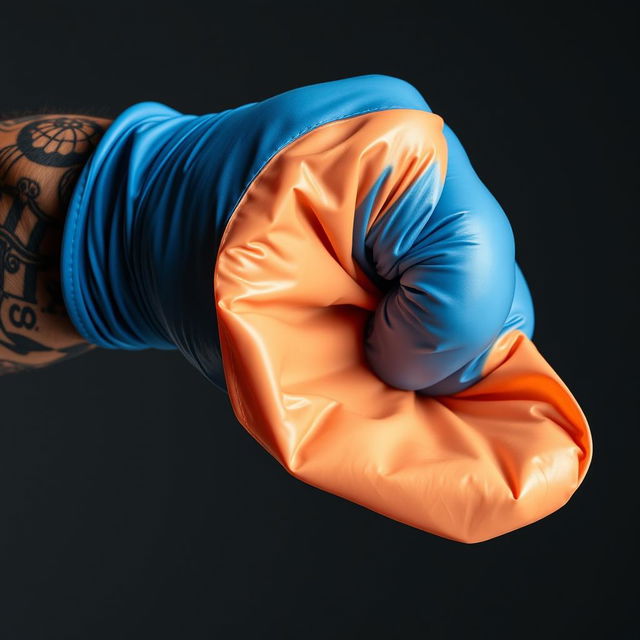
[0,114,110,375]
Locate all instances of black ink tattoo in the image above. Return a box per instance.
[0,114,105,366]
[0,341,95,377]
[0,117,102,177]
[17,117,103,167]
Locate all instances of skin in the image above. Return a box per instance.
[0,113,112,375]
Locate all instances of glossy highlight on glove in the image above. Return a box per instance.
[61,75,431,388]
[214,107,590,543]
[359,124,534,394]
[61,75,591,542]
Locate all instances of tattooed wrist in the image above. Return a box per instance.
[0,114,110,374]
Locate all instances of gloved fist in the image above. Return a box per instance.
[61,76,591,542]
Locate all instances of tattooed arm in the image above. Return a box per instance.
[0,114,111,375]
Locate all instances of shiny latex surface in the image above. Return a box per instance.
[61,75,592,541]
[360,123,535,394]
[61,74,530,394]
[61,75,431,388]
[215,109,591,543]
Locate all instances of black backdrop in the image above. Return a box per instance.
[1,2,637,638]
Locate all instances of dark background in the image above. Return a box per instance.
[1,1,637,638]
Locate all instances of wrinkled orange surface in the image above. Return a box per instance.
[214,109,591,543]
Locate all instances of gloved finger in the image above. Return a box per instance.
[364,124,518,393]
